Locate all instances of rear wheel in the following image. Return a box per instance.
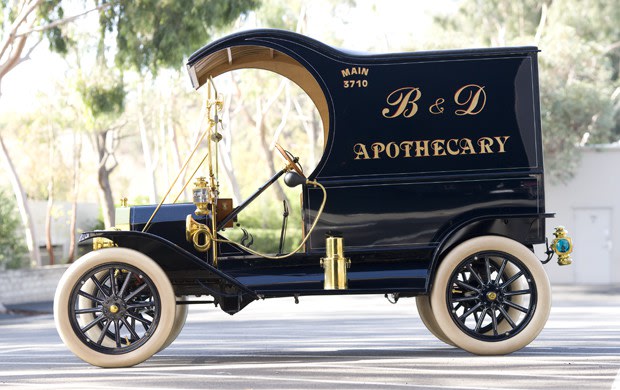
[430,236,551,355]
[54,248,176,367]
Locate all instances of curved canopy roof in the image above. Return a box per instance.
[187,30,331,134]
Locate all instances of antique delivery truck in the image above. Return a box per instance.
[54,29,573,367]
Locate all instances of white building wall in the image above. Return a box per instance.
[542,146,620,284]
[0,265,69,305]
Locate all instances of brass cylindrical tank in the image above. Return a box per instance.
[321,235,351,289]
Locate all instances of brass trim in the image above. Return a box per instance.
[192,177,210,215]
[93,237,117,251]
[186,215,212,252]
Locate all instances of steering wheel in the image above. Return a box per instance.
[275,143,305,177]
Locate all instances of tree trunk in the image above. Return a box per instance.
[68,133,82,263]
[219,94,242,204]
[68,198,78,263]
[0,2,42,267]
[98,163,115,228]
[45,178,54,266]
[311,110,321,166]
[293,96,318,169]
[137,83,158,204]
[159,99,169,190]
[93,129,118,228]
[45,126,55,265]
[257,118,289,204]
[168,100,186,200]
[0,132,41,267]
[231,74,290,205]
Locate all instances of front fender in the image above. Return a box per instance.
[81,230,211,272]
[80,230,257,313]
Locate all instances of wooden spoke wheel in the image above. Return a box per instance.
[54,248,176,367]
[430,236,551,355]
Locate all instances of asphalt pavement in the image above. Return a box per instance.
[1,285,620,389]
[0,301,53,320]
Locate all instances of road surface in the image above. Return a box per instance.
[1,285,619,389]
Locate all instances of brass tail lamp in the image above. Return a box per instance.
[550,226,573,266]
[543,226,574,266]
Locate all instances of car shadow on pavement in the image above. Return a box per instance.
[150,342,620,367]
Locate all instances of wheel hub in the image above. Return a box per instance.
[480,283,503,306]
[486,291,498,301]
[103,297,127,319]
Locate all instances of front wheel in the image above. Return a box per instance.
[430,236,551,355]
[54,248,176,367]
[160,298,189,351]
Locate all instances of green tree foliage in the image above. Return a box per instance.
[430,0,620,182]
[0,188,27,269]
[36,0,69,54]
[434,1,544,47]
[79,78,125,119]
[97,0,260,73]
[1,0,67,55]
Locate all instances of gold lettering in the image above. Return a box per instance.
[382,87,422,118]
[414,140,430,157]
[386,142,400,158]
[353,135,510,161]
[371,142,385,159]
[477,137,494,154]
[454,84,486,116]
[341,67,369,78]
[494,136,510,153]
[429,98,445,115]
[400,141,413,157]
[353,143,370,160]
[446,139,460,155]
[431,140,447,156]
[459,138,477,154]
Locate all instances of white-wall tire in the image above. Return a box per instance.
[54,248,176,367]
[430,236,551,355]
[416,295,455,346]
[160,298,189,351]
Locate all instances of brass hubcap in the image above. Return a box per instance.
[109,304,119,314]
[486,291,497,301]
